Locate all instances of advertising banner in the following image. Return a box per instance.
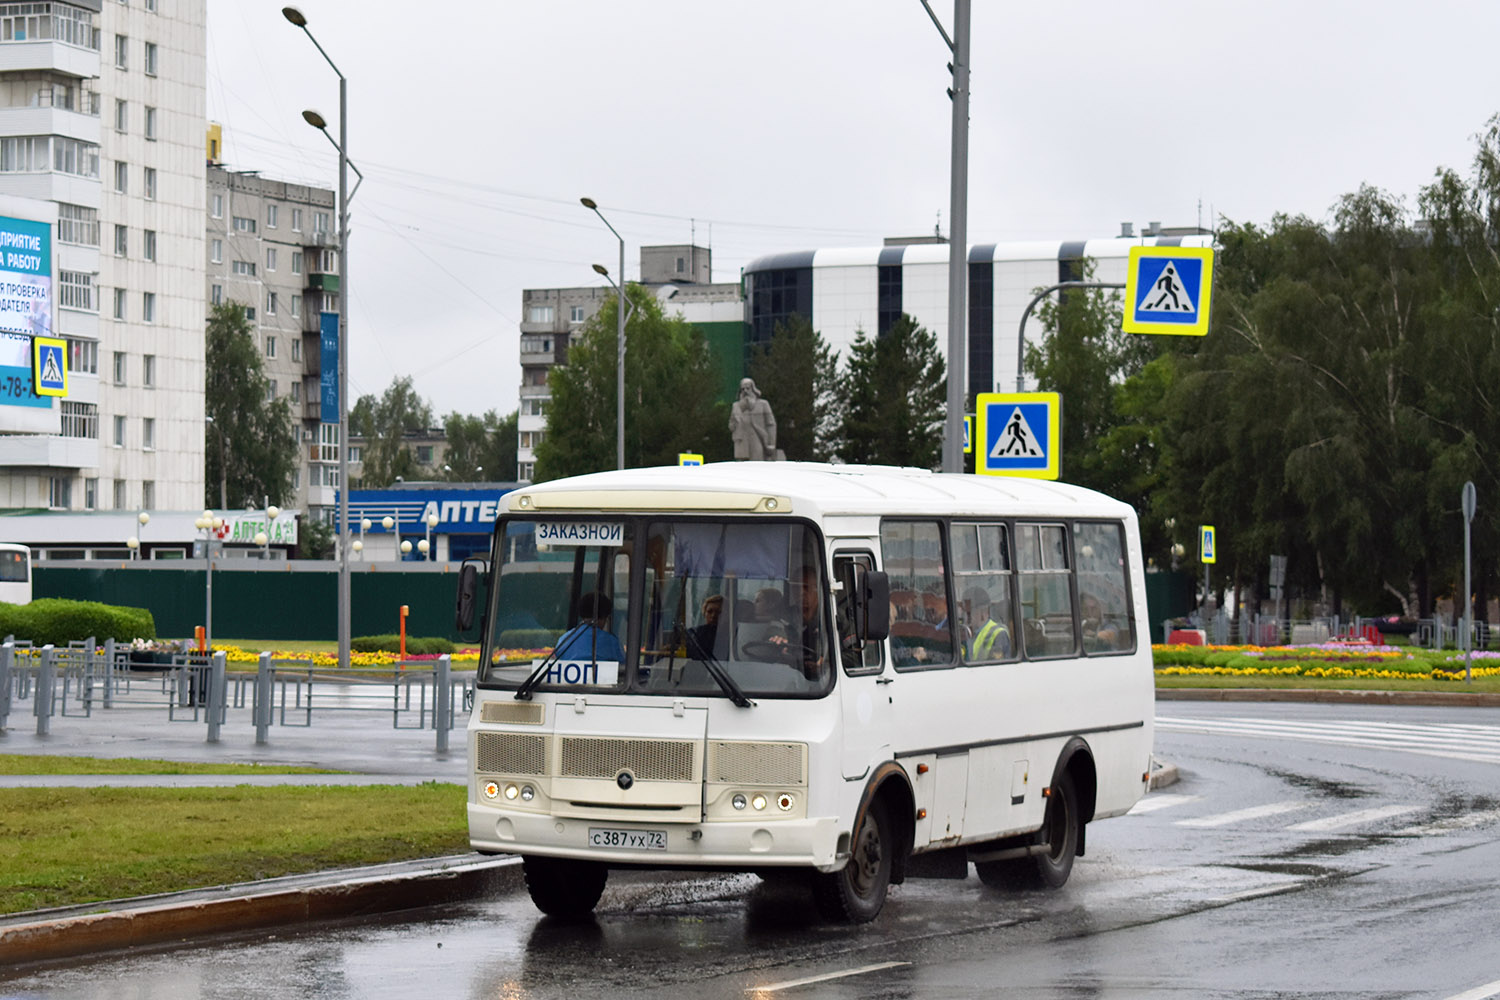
[0,215,53,419]
[319,311,339,424]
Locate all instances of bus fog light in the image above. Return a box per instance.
[520,785,535,802]
[482,781,499,800]
[751,794,767,811]
[732,793,747,810]
[777,793,794,812]
[504,784,519,800]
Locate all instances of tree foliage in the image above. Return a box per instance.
[535,285,726,480]
[1024,116,1500,619]
[204,302,296,510]
[745,315,840,461]
[350,376,436,487]
[835,314,946,468]
[443,409,518,481]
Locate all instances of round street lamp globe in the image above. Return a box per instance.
[361,518,372,531]
[268,505,281,520]
[255,532,268,547]
[352,539,363,553]
[138,511,150,526]
[426,512,439,528]
[417,539,430,554]
[382,517,394,530]
[126,537,139,550]
[400,540,412,554]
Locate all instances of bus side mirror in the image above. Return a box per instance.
[841,563,890,643]
[862,570,890,641]
[455,561,480,632]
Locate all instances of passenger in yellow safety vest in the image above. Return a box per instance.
[961,586,1012,661]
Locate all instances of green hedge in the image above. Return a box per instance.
[0,598,155,646]
[351,634,456,655]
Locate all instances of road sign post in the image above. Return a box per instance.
[975,392,1060,479]
[1200,526,1216,625]
[1463,481,1476,684]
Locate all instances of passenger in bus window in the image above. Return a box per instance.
[553,592,624,662]
[686,594,723,659]
[962,587,1011,661]
[1080,591,1123,652]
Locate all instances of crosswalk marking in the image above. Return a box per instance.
[1176,800,1309,828]
[1393,807,1500,837]
[1128,793,1201,814]
[1156,716,1500,765]
[1285,805,1422,832]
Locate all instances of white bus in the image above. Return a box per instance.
[0,543,32,605]
[457,463,1155,923]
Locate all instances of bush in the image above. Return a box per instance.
[351,634,455,655]
[0,598,155,646]
[497,629,554,650]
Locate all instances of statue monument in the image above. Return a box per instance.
[729,378,781,461]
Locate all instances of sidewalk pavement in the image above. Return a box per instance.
[0,685,1488,967]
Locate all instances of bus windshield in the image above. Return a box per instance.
[480,518,830,699]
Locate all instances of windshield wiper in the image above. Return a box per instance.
[698,651,753,708]
[513,646,565,701]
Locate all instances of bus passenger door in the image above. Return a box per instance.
[833,549,893,780]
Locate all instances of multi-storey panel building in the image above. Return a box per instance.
[0,0,206,517]
[205,163,338,519]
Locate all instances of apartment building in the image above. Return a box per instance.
[205,162,339,520]
[0,0,206,516]
[516,243,743,481]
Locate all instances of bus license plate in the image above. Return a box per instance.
[588,827,667,851]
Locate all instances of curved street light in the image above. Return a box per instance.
[581,197,627,470]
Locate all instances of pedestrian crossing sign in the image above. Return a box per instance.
[963,414,973,454]
[32,336,66,397]
[1200,525,1216,564]
[1123,245,1215,337]
[678,453,703,467]
[975,392,1060,479]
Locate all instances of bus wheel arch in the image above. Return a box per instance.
[1050,737,1097,858]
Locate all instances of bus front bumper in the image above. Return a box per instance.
[468,804,846,871]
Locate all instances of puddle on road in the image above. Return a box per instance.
[1264,767,1371,800]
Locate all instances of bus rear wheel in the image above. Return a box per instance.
[812,799,893,923]
[976,771,1078,890]
[521,855,608,917]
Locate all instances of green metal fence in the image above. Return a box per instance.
[34,562,470,642]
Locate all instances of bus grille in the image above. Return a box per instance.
[480,701,545,725]
[558,737,697,782]
[708,741,806,786]
[476,732,547,775]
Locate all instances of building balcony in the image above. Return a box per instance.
[0,433,96,469]
[0,106,98,143]
[302,231,337,248]
[0,41,100,79]
[305,273,340,293]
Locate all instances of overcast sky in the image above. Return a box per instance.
[207,1,1500,420]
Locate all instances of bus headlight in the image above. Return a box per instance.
[520,785,535,802]
[504,784,519,800]
[732,793,747,810]
[751,794,767,811]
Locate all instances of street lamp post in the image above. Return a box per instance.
[424,511,438,561]
[580,197,626,471]
[195,511,223,653]
[137,511,149,560]
[284,6,363,670]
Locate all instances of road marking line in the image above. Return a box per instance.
[1441,979,1500,1000]
[1286,805,1422,832]
[1128,793,1202,814]
[747,961,910,994]
[1176,800,1308,828]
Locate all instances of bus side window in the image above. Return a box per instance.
[833,552,882,673]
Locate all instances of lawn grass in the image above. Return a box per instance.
[0,783,468,915]
[0,754,342,776]
[1156,673,1500,694]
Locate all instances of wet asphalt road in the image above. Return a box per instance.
[5,701,1500,999]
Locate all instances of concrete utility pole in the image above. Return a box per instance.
[922,0,970,474]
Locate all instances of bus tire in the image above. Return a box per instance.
[975,770,1079,890]
[812,798,893,923]
[521,855,607,917]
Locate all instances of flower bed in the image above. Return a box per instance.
[1153,642,1500,681]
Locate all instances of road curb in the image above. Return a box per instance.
[1156,688,1500,707]
[0,855,521,969]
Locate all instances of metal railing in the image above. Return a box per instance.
[1,638,466,754]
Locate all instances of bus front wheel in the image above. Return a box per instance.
[976,770,1079,890]
[521,855,608,917]
[812,799,893,923]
